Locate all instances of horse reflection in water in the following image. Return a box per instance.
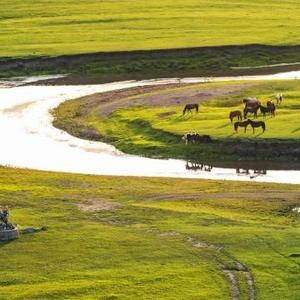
[236,168,267,178]
[185,161,213,172]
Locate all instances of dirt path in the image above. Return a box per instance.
[75,82,257,117]
[185,236,256,300]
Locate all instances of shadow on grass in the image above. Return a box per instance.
[126,119,180,144]
[254,131,265,138]
[0,239,16,248]
[291,127,300,133]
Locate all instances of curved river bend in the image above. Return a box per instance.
[0,71,300,184]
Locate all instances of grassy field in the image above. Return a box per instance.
[1,0,300,58]
[0,166,299,299]
[1,1,300,80]
[53,80,300,162]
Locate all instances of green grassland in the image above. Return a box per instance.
[0,166,299,299]
[1,1,300,80]
[53,80,300,161]
[1,0,300,57]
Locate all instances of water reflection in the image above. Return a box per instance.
[186,161,268,179]
[236,168,267,179]
[185,161,213,172]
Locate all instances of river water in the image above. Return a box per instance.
[0,71,299,184]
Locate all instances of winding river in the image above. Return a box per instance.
[0,71,300,184]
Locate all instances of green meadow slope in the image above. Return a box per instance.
[1,0,300,57]
[0,167,299,299]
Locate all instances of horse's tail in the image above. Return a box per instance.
[183,106,187,115]
[196,104,199,112]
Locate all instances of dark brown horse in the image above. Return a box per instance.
[248,119,266,133]
[243,106,259,119]
[183,103,199,115]
[182,133,212,144]
[229,110,242,123]
[259,104,275,118]
[234,120,250,133]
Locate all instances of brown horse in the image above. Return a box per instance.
[182,133,212,144]
[259,104,275,118]
[234,120,250,133]
[243,106,259,119]
[229,110,242,123]
[248,119,266,133]
[183,104,199,115]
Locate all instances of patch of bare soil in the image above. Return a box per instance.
[75,82,256,117]
[77,200,121,212]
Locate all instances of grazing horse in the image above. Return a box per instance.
[243,106,259,119]
[243,97,260,108]
[183,103,199,115]
[248,119,266,133]
[234,120,250,133]
[182,133,212,144]
[259,104,275,118]
[229,110,242,123]
[275,93,283,105]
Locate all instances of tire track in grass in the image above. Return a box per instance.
[185,236,256,300]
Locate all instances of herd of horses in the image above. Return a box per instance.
[182,93,283,138]
[231,95,282,133]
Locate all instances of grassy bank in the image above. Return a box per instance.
[53,80,300,162]
[1,45,300,81]
[0,167,299,299]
